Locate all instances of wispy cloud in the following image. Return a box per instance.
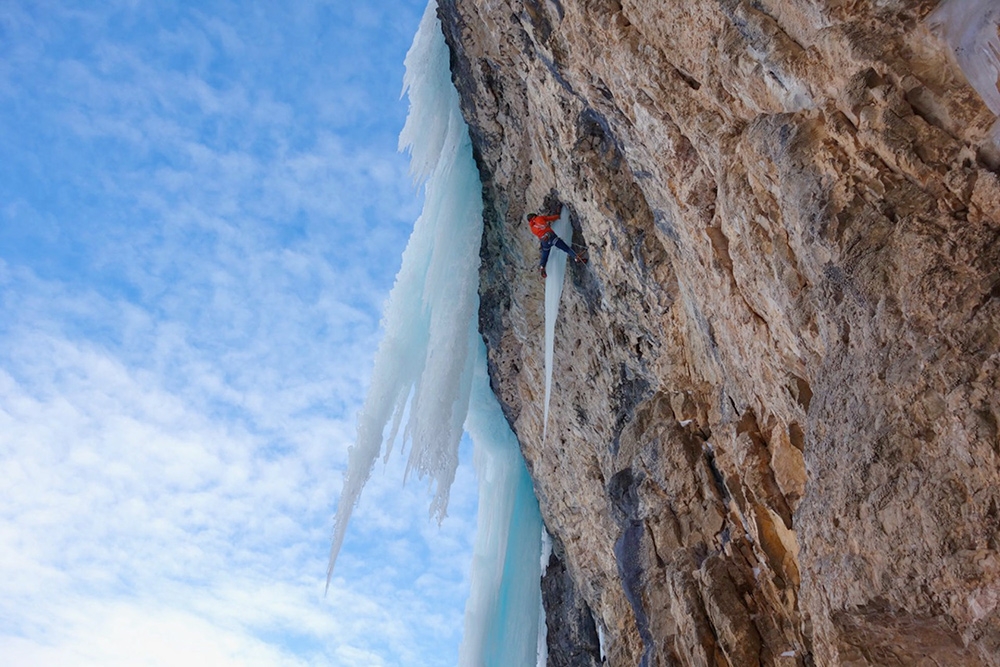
[0,265,475,665]
[0,0,472,664]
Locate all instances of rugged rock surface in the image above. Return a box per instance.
[438,1,1000,664]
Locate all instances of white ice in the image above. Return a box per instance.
[326,0,477,583]
[536,527,553,667]
[542,207,573,441]
[928,0,1000,115]
[597,620,607,662]
[327,2,544,665]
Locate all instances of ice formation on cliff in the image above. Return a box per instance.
[461,371,543,666]
[327,2,543,664]
[928,0,1000,115]
[542,207,573,440]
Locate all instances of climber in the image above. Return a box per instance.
[528,210,586,278]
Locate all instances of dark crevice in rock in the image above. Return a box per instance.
[674,65,702,91]
[523,0,555,44]
[539,52,578,97]
[610,364,652,456]
[576,107,624,168]
[542,533,603,667]
[704,443,732,506]
[614,522,654,667]
[607,468,655,666]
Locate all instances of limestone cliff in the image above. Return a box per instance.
[437,1,1000,664]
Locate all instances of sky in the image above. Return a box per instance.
[0,1,481,665]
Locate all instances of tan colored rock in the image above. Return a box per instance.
[439,0,1000,664]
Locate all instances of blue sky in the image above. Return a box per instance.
[0,1,479,664]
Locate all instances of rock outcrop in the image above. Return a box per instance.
[438,1,1000,664]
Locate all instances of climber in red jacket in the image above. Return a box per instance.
[528,211,586,278]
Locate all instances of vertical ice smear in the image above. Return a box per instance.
[461,358,543,666]
[597,622,607,661]
[928,0,1000,115]
[328,2,544,664]
[536,598,550,667]
[536,527,553,667]
[542,207,573,440]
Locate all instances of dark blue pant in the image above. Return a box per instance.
[539,232,577,268]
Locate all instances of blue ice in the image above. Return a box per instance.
[327,2,544,664]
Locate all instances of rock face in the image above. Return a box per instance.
[438,1,1000,664]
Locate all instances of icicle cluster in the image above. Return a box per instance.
[328,2,544,664]
[326,1,481,585]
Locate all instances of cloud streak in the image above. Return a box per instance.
[0,263,475,665]
[0,0,473,664]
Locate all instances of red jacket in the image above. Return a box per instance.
[529,213,560,239]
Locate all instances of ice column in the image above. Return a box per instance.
[542,207,573,440]
[328,2,544,664]
[461,357,543,666]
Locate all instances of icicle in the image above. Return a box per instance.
[328,2,545,664]
[326,0,479,588]
[597,620,607,662]
[542,207,573,441]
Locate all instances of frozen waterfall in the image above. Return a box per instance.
[327,2,544,665]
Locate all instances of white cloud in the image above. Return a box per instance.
[0,0,475,664]
[2,599,313,667]
[0,298,475,665]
